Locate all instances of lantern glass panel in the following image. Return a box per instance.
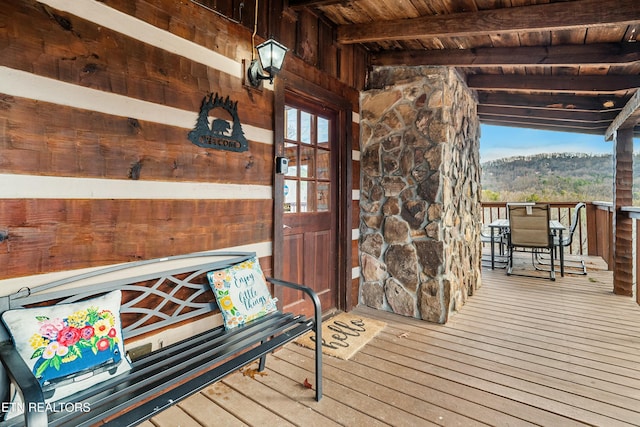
[257,39,288,74]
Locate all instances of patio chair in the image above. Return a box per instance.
[507,203,555,281]
[535,202,587,275]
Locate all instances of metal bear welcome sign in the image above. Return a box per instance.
[188,92,249,152]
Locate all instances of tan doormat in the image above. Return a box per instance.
[294,312,386,360]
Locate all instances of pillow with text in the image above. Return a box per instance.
[207,257,278,329]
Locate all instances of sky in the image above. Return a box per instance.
[479,124,639,163]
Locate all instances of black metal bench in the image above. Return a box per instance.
[0,252,322,426]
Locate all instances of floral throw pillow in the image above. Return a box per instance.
[207,257,278,329]
[1,290,130,392]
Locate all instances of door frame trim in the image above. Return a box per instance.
[273,71,353,312]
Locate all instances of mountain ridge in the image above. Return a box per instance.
[480,152,640,204]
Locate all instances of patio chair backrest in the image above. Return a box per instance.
[568,202,586,234]
[508,203,552,248]
[505,202,535,218]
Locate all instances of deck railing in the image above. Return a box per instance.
[481,201,591,258]
[482,201,638,302]
[589,201,614,269]
[621,206,640,304]
[482,201,640,294]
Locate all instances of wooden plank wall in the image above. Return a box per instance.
[0,0,365,302]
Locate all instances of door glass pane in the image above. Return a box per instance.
[284,143,297,177]
[317,117,329,149]
[300,146,315,178]
[317,183,330,212]
[317,149,330,180]
[300,111,312,144]
[300,181,309,212]
[306,181,318,212]
[284,180,297,213]
[285,107,298,140]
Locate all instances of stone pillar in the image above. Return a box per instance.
[359,66,481,324]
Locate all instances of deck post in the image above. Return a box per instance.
[612,127,634,296]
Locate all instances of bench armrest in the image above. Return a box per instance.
[266,277,322,401]
[266,277,321,325]
[0,343,48,427]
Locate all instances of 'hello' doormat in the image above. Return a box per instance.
[294,312,386,360]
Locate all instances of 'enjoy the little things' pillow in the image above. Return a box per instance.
[1,290,130,392]
[207,257,278,329]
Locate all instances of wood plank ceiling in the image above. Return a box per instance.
[289,0,640,137]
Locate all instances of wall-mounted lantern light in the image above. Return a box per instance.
[247,38,288,87]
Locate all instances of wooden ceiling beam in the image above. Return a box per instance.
[478,92,626,112]
[605,89,640,140]
[371,43,640,67]
[479,117,610,134]
[337,0,640,44]
[483,119,640,137]
[288,0,344,9]
[478,105,619,124]
[467,75,640,94]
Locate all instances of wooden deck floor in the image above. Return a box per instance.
[145,259,640,426]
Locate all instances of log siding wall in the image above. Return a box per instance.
[1,0,364,301]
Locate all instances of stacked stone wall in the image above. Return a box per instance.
[359,66,481,323]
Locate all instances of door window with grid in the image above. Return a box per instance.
[283,106,331,213]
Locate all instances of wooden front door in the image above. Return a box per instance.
[278,97,338,315]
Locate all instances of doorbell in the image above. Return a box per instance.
[275,156,289,174]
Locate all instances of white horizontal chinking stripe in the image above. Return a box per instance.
[0,174,271,200]
[0,68,273,199]
[0,67,272,145]
[38,0,241,80]
[21,0,275,137]
[0,2,275,200]
[36,0,269,94]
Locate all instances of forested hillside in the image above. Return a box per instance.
[481,153,640,204]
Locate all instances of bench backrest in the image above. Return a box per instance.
[0,252,257,343]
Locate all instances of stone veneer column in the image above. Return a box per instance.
[359,66,481,324]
